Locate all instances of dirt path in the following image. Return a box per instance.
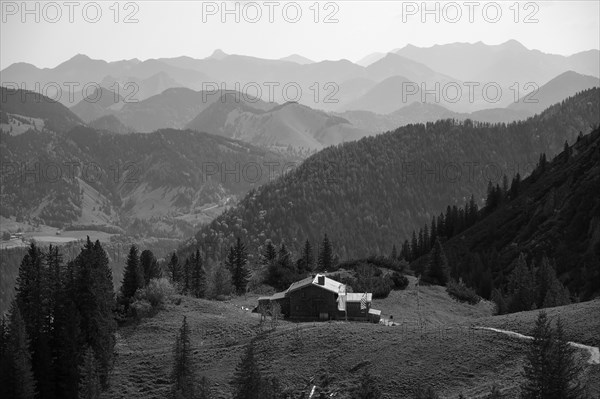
[474,326,600,365]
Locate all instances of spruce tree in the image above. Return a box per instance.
[521,312,584,399]
[508,254,535,312]
[231,341,261,399]
[225,246,236,271]
[297,239,314,273]
[423,238,449,286]
[261,240,277,266]
[317,234,333,271]
[140,249,161,286]
[172,316,195,399]
[168,252,181,284]
[548,318,584,398]
[231,238,250,295]
[191,250,207,298]
[74,238,116,389]
[121,244,143,300]
[78,346,101,399]
[14,243,54,398]
[2,303,36,399]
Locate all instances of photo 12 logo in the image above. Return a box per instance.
[201,81,340,104]
[2,81,140,105]
[400,1,539,24]
[200,1,340,23]
[1,1,140,23]
[399,81,539,105]
[1,161,141,185]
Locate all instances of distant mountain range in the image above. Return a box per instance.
[395,40,600,86]
[188,89,600,261]
[340,71,600,134]
[0,89,296,237]
[186,95,368,150]
[3,69,597,152]
[3,40,597,114]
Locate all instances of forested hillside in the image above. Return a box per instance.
[0,127,292,235]
[409,128,600,303]
[190,89,600,262]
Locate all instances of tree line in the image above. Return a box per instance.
[0,239,116,398]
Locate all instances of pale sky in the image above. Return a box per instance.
[1,1,599,69]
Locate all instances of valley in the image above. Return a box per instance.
[2,10,600,396]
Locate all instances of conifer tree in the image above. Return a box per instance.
[1,303,36,399]
[78,346,101,399]
[121,244,143,300]
[297,239,314,273]
[74,238,116,389]
[14,243,53,398]
[423,238,449,286]
[231,238,250,295]
[168,252,181,284]
[191,250,207,298]
[548,318,584,398]
[317,234,333,271]
[260,240,277,266]
[231,341,261,399]
[172,316,195,399]
[140,249,161,286]
[225,246,236,271]
[521,312,584,399]
[507,254,535,312]
[401,240,411,261]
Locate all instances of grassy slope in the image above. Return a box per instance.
[474,299,600,347]
[105,285,599,399]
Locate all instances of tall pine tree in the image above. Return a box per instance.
[231,238,250,295]
[231,341,261,399]
[317,234,333,271]
[172,316,195,399]
[1,302,36,399]
[423,238,449,286]
[121,245,143,300]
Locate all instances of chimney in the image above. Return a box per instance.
[318,275,325,286]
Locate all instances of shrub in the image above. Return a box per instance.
[390,272,409,290]
[129,299,153,320]
[446,280,481,305]
[137,278,175,308]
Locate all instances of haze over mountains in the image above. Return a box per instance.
[2,40,598,115]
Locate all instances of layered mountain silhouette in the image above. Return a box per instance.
[396,40,600,86]
[5,41,594,114]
